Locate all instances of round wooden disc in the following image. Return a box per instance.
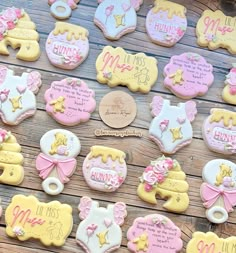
[99,91,137,129]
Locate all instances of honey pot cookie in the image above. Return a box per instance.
[222,64,236,104]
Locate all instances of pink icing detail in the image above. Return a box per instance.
[159,119,169,132]
[203,16,234,35]
[144,183,153,192]
[86,224,97,236]
[16,85,26,94]
[150,96,164,117]
[122,3,131,12]
[143,171,158,185]
[223,177,234,188]
[185,100,197,122]
[0,66,7,85]
[105,5,114,24]
[78,197,93,220]
[177,117,186,124]
[0,89,10,102]
[26,71,42,93]
[0,128,10,143]
[113,202,127,225]
[57,145,68,155]
[104,218,112,227]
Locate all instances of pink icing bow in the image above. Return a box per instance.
[36,153,76,183]
[201,183,236,212]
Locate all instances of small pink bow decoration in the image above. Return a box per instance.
[36,153,76,183]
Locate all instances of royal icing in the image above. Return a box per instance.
[96,46,158,93]
[44,78,96,126]
[222,64,236,104]
[163,53,214,99]
[149,96,197,154]
[76,196,127,253]
[82,146,127,192]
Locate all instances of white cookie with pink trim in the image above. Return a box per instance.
[222,64,236,105]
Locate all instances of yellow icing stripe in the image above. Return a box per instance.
[210,108,236,126]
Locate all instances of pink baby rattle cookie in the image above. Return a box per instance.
[222,64,236,104]
[164,53,214,99]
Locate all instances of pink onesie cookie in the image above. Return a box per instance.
[164,53,214,99]
[127,214,183,253]
[222,64,236,104]
[44,78,96,126]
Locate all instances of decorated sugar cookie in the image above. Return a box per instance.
[82,146,127,192]
[0,7,40,61]
[94,0,143,40]
[146,0,187,47]
[46,22,89,70]
[222,64,236,104]
[0,198,2,218]
[96,46,158,93]
[149,96,197,154]
[44,78,96,126]
[76,196,127,253]
[196,10,236,54]
[163,53,214,99]
[137,156,189,212]
[127,214,183,253]
[5,195,73,246]
[36,129,81,195]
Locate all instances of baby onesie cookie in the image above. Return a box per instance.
[5,195,73,246]
[46,22,89,70]
[96,46,158,93]
[146,0,187,47]
[163,53,214,99]
[196,10,236,54]
[82,146,127,192]
[0,7,40,61]
[222,64,236,104]
[36,129,81,195]
[0,128,24,185]
[149,96,197,154]
[127,214,183,253]
[94,0,143,40]
[44,78,96,126]
[76,196,127,253]
[200,159,236,224]
[0,65,41,125]
[137,156,189,212]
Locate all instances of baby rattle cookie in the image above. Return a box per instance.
[127,214,183,253]
[137,156,189,212]
[149,96,197,154]
[46,22,89,70]
[82,146,127,192]
[200,159,236,224]
[5,194,73,246]
[163,53,214,99]
[36,129,81,195]
[0,7,40,61]
[222,64,236,104]
[44,78,96,126]
[146,0,187,47]
[96,46,158,93]
[94,0,143,40]
[76,196,127,253]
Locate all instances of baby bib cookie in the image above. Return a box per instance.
[163,53,214,99]
[196,10,236,54]
[76,196,127,253]
[96,46,158,93]
[0,7,40,61]
[82,146,127,192]
[137,156,189,212]
[200,159,236,224]
[127,214,183,253]
[44,78,96,126]
[5,195,73,246]
[222,64,236,104]
[36,129,81,195]
[146,0,187,47]
[149,96,197,154]
[94,0,143,40]
[46,22,89,70]
[0,65,41,125]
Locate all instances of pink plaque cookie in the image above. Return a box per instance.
[127,214,183,253]
[46,22,89,70]
[44,78,96,126]
[222,64,236,105]
[82,146,127,192]
[146,0,187,47]
[164,53,214,99]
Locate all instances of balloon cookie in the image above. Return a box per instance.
[146,0,187,47]
[5,195,73,246]
[76,196,127,253]
[137,156,189,212]
[127,214,183,253]
[96,46,158,93]
[82,146,127,192]
[0,7,40,61]
[46,22,89,70]
[94,0,143,40]
[149,96,197,154]
[44,78,96,126]
[222,64,236,104]
[163,53,214,99]
[36,129,81,195]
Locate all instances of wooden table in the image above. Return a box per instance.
[0,0,236,252]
